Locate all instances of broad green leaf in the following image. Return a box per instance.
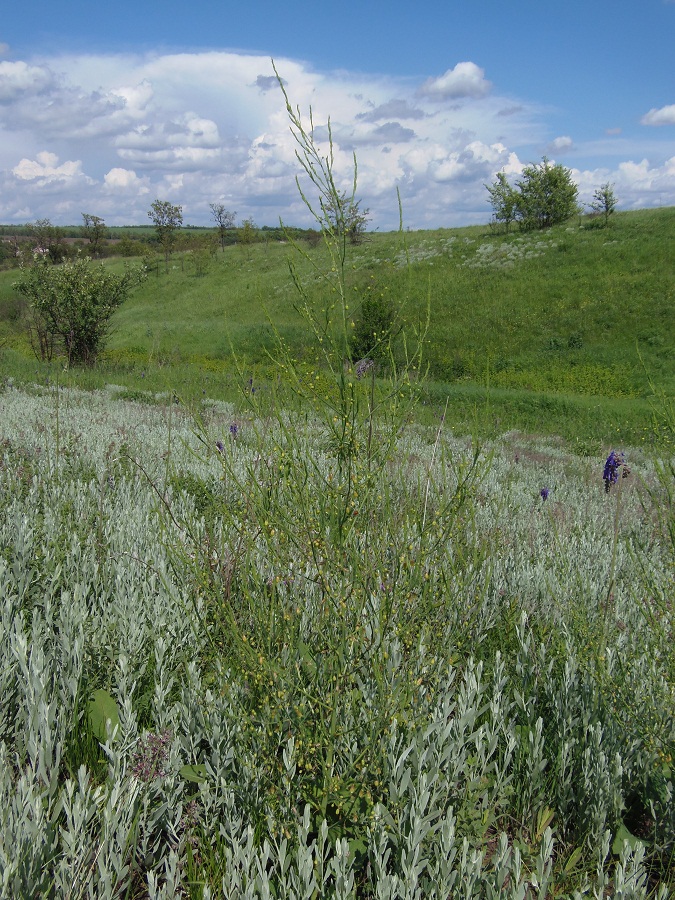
[88,689,121,743]
[349,838,368,859]
[180,764,208,783]
[612,822,645,855]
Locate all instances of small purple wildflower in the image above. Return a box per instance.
[131,730,172,783]
[603,450,625,493]
[180,799,201,845]
[215,440,225,453]
[540,487,550,501]
[356,358,375,379]
[230,422,239,438]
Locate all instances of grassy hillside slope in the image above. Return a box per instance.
[0,207,673,445]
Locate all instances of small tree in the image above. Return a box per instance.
[237,217,258,245]
[487,158,579,231]
[82,213,107,257]
[14,257,146,366]
[27,218,67,263]
[514,157,579,230]
[590,182,618,227]
[486,171,518,232]
[322,190,370,244]
[209,203,236,251]
[148,200,183,270]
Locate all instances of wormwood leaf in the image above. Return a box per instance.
[87,688,121,743]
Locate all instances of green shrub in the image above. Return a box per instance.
[350,291,396,361]
[14,257,146,365]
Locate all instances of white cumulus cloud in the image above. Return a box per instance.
[13,151,84,180]
[103,167,149,192]
[0,48,673,228]
[420,62,492,100]
[0,60,53,101]
[573,156,675,210]
[547,135,575,153]
[110,80,154,116]
[641,104,675,126]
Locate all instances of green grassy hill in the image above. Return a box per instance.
[1,207,673,446]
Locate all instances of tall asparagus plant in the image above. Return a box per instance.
[268,61,426,496]
[171,66,488,870]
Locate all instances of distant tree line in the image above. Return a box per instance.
[0,204,352,272]
[0,179,375,274]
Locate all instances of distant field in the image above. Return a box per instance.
[0,206,673,446]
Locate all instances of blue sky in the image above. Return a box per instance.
[1,0,673,229]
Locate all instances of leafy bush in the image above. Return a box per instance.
[14,257,146,365]
[112,235,151,258]
[515,157,579,230]
[487,157,580,231]
[350,290,397,361]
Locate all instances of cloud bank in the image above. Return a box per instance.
[0,49,673,229]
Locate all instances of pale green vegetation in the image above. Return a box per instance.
[0,377,673,897]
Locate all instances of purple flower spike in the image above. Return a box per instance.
[230,423,239,438]
[131,730,172,783]
[356,358,375,379]
[216,440,225,453]
[603,450,625,493]
[540,487,550,501]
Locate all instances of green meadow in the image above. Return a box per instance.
[1,205,673,449]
